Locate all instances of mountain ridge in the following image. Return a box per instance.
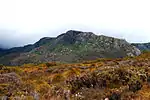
[0,30,142,65]
[132,42,150,51]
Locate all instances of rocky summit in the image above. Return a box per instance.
[0,30,141,65]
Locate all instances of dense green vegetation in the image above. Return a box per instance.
[0,52,150,100]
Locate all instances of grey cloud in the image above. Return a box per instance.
[0,29,35,48]
[0,27,150,49]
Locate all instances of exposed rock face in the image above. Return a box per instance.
[55,30,96,44]
[0,30,141,65]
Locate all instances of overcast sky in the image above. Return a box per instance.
[0,0,150,48]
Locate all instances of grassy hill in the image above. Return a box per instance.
[0,52,150,100]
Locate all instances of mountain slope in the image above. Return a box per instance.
[0,30,141,65]
[0,37,54,57]
[132,43,150,51]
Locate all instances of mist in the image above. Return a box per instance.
[0,0,150,48]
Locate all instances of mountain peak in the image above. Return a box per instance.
[56,30,96,44]
[65,30,94,37]
[66,30,83,35]
[0,30,142,65]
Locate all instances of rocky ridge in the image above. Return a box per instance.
[0,30,141,65]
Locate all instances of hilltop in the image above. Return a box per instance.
[0,30,141,65]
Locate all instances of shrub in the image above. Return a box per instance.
[109,92,121,100]
[45,62,57,67]
[51,74,65,84]
[0,64,4,70]
[129,81,142,92]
